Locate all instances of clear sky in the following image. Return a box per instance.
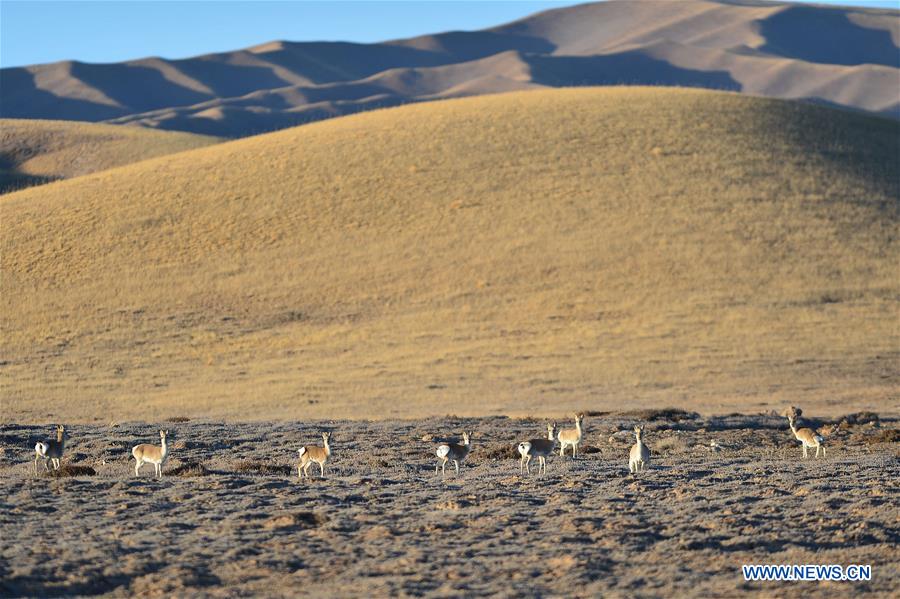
[1,0,897,68]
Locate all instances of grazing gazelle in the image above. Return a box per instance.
[787,407,826,459]
[518,423,556,476]
[558,413,585,458]
[436,431,471,476]
[298,431,332,478]
[34,425,66,474]
[629,425,651,473]
[132,430,170,478]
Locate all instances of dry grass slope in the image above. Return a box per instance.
[0,119,220,193]
[1,87,897,422]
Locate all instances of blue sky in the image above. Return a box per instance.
[1,0,896,68]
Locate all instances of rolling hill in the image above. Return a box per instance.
[1,87,896,423]
[1,0,897,137]
[0,119,220,193]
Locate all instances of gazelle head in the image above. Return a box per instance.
[785,406,802,420]
[634,425,644,439]
[462,431,471,445]
[159,429,169,442]
[787,413,798,430]
[56,424,66,438]
[322,431,332,444]
[547,422,556,437]
[575,413,585,425]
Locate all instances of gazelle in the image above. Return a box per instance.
[629,425,651,473]
[436,432,471,476]
[558,413,585,458]
[132,430,169,478]
[787,408,825,458]
[34,425,66,474]
[298,431,332,478]
[518,423,556,475]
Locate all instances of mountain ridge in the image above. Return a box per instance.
[2,0,897,136]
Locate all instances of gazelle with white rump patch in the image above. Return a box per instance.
[518,423,556,475]
[629,425,651,473]
[298,431,332,478]
[786,407,826,459]
[558,413,585,458]
[435,431,471,476]
[34,425,66,474]
[132,429,170,478]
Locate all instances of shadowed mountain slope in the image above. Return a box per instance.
[1,0,897,136]
[0,119,220,193]
[1,88,897,422]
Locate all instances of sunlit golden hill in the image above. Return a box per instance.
[2,87,897,422]
[0,119,220,193]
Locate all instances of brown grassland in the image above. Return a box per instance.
[1,87,897,423]
[0,119,220,193]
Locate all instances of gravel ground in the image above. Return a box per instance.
[1,412,898,597]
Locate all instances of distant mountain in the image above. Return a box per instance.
[2,0,897,136]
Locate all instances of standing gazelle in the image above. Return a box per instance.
[298,431,332,478]
[518,423,556,476]
[436,432,471,476]
[34,425,66,474]
[132,430,169,478]
[629,425,651,473]
[787,409,825,459]
[558,413,585,458]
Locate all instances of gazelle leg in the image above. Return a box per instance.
[526,455,532,475]
[320,462,325,478]
[454,460,459,475]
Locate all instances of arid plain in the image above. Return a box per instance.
[2,411,898,597]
